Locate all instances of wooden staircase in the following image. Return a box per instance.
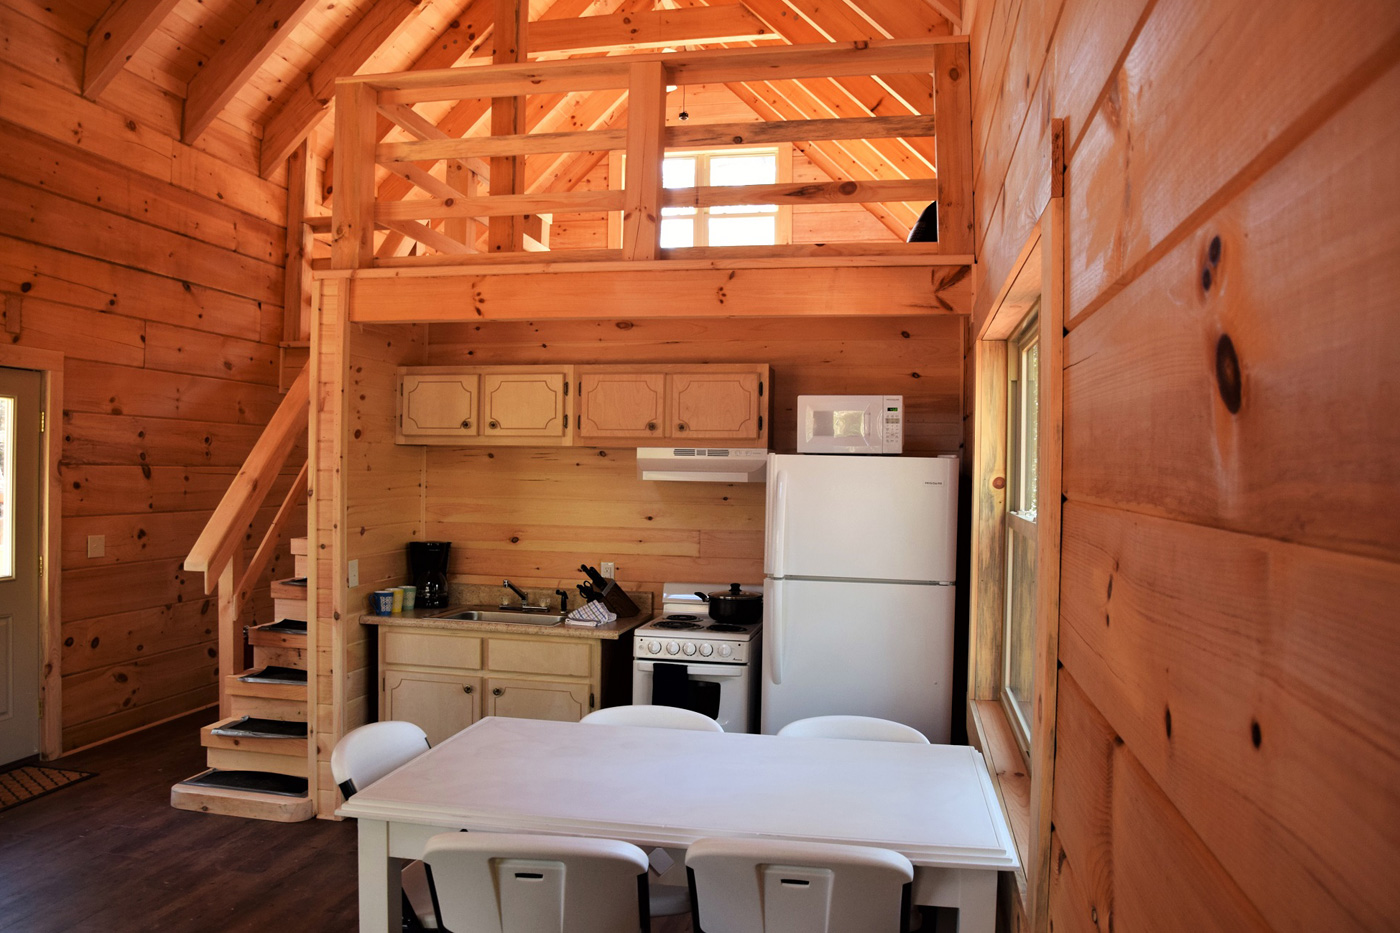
[172,537,314,821]
[170,364,316,822]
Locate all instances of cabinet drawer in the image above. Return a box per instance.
[486,638,592,677]
[384,630,482,669]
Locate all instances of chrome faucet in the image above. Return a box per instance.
[501,579,549,611]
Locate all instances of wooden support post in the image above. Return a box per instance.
[488,0,528,252]
[932,41,973,253]
[283,142,315,341]
[217,551,241,717]
[623,60,666,261]
[332,82,379,270]
[444,161,481,248]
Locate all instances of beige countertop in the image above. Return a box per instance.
[359,606,648,641]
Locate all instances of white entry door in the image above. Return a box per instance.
[0,367,42,766]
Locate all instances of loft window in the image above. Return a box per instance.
[659,148,787,248]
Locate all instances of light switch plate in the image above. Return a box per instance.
[600,560,616,579]
[86,535,105,558]
[348,559,359,588]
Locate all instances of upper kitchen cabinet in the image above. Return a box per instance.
[398,366,574,446]
[576,364,769,446]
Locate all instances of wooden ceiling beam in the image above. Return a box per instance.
[259,0,425,177]
[183,0,321,144]
[83,0,183,101]
[528,4,773,55]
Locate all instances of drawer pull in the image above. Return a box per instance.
[462,685,473,694]
[460,419,471,429]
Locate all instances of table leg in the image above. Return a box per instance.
[954,870,997,933]
[357,818,403,933]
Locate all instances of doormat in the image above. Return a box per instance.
[0,765,97,812]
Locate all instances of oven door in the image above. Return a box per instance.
[633,659,753,733]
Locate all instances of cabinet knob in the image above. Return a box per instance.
[489,420,499,430]
[646,421,656,432]
[492,687,503,697]
[676,422,687,432]
[462,685,473,694]
[460,419,471,430]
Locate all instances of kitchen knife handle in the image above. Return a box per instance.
[771,469,788,579]
[767,578,784,686]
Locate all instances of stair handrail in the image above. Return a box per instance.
[185,363,311,595]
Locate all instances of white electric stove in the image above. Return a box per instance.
[632,582,762,732]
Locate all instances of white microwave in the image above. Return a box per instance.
[796,395,904,454]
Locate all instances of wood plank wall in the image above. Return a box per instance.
[0,0,295,750]
[422,315,963,605]
[967,0,1400,928]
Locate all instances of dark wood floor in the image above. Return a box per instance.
[0,711,359,932]
[0,711,696,932]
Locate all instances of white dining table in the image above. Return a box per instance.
[337,716,1019,932]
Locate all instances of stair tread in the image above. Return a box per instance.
[209,716,308,740]
[255,618,308,635]
[237,665,307,685]
[178,768,308,796]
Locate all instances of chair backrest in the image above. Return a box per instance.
[581,705,724,732]
[686,836,913,933]
[775,715,930,744]
[329,721,430,798]
[422,831,650,933]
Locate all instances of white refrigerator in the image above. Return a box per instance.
[761,453,959,742]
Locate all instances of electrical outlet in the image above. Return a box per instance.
[348,559,359,588]
[86,535,105,558]
[600,561,616,579]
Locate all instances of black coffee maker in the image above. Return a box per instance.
[407,541,451,609]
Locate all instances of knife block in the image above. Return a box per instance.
[598,579,639,618]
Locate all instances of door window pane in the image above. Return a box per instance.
[0,396,13,579]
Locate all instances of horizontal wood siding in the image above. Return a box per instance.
[970,0,1400,927]
[0,0,294,750]
[423,315,962,605]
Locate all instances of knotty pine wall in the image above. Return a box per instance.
[0,0,298,750]
[968,0,1400,929]
[422,316,964,604]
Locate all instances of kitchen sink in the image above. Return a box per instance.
[430,608,565,626]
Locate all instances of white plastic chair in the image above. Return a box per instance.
[580,704,724,732]
[421,831,651,933]
[330,722,437,931]
[776,715,930,744]
[686,836,914,933]
[581,704,722,916]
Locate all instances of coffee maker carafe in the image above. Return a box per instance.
[407,541,451,609]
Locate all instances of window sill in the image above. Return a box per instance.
[968,699,1031,914]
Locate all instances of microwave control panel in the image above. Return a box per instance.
[882,396,904,453]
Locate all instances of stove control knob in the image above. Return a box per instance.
[699,643,714,657]
[666,641,681,655]
[648,640,662,654]
[682,642,697,656]
[718,644,733,658]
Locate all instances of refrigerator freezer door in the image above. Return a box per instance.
[761,577,955,743]
[765,454,958,583]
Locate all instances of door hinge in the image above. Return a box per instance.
[758,381,764,397]
[39,411,46,433]
[563,380,569,397]
[564,413,569,429]
[38,554,43,577]
[589,692,596,709]
[758,415,763,432]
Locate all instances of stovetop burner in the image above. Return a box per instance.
[662,613,701,623]
[706,623,748,633]
[654,619,701,630]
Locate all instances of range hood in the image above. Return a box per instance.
[636,447,768,483]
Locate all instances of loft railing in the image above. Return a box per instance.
[326,37,972,271]
[184,364,310,714]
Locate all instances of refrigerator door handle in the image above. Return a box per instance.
[767,579,784,685]
[772,470,789,578]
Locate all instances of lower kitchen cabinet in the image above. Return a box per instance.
[378,625,623,744]
[383,670,482,746]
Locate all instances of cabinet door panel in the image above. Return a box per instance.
[401,374,480,438]
[383,671,482,746]
[670,371,762,440]
[577,372,667,439]
[481,372,568,437]
[485,677,592,722]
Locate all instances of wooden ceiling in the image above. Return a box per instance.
[78,0,960,236]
